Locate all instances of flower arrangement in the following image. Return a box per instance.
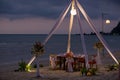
[94,42,104,50]
[65,51,74,58]
[31,42,45,56]
[80,68,97,76]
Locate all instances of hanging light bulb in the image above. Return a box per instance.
[106,19,110,24]
[70,8,77,15]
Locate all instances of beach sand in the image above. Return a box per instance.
[0,52,120,80]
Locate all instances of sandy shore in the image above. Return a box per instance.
[0,52,120,80]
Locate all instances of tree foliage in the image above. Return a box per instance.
[111,21,120,35]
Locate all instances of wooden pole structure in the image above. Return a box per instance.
[67,0,75,53]
[118,62,120,80]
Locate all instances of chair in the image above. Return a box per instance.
[88,55,97,69]
[49,54,57,69]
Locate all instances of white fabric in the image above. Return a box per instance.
[76,0,119,64]
[66,57,74,72]
[43,2,71,45]
[50,56,57,69]
[27,56,36,66]
[27,2,71,66]
[76,6,89,68]
[27,0,119,67]
[67,0,75,53]
[96,50,102,65]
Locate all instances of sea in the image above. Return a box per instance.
[0,34,120,65]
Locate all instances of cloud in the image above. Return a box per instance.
[0,0,120,20]
[0,0,67,19]
[0,0,119,34]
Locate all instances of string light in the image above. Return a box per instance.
[70,8,77,15]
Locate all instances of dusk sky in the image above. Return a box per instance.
[0,0,120,34]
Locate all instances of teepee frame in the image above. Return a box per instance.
[28,0,119,69]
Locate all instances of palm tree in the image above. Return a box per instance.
[94,42,104,65]
[31,42,44,77]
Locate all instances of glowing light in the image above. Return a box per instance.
[106,19,110,24]
[70,9,77,15]
[27,56,36,66]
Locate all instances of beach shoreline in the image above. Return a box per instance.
[0,52,120,80]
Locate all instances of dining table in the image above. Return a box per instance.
[56,54,86,71]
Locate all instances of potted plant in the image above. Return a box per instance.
[31,41,45,77]
[80,67,87,76]
[16,59,31,72]
[94,42,104,65]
